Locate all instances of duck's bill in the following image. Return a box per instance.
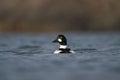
[52,39,58,43]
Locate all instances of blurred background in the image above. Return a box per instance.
[0,0,120,33]
[0,1,120,80]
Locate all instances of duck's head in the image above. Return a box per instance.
[52,34,67,45]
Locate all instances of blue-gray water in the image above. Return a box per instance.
[0,32,120,80]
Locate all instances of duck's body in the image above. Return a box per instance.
[53,34,75,54]
[54,48,75,54]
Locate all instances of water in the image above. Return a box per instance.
[0,32,120,80]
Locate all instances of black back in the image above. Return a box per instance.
[59,48,71,53]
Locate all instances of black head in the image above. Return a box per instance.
[52,34,67,45]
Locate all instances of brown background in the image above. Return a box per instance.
[0,0,120,33]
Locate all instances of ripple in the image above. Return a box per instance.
[0,33,120,80]
[18,45,40,49]
[74,48,97,53]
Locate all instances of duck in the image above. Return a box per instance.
[52,34,75,54]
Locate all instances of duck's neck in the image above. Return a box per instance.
[59,45,67,49]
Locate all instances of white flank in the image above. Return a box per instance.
[70,50,75,54]
[54,50,61,54]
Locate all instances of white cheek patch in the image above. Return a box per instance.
[58,39,62,42]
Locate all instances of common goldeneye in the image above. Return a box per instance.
[52,34,75,54]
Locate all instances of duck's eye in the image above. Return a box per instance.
[58,38,62,42]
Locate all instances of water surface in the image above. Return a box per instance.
[0,32,120,80]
